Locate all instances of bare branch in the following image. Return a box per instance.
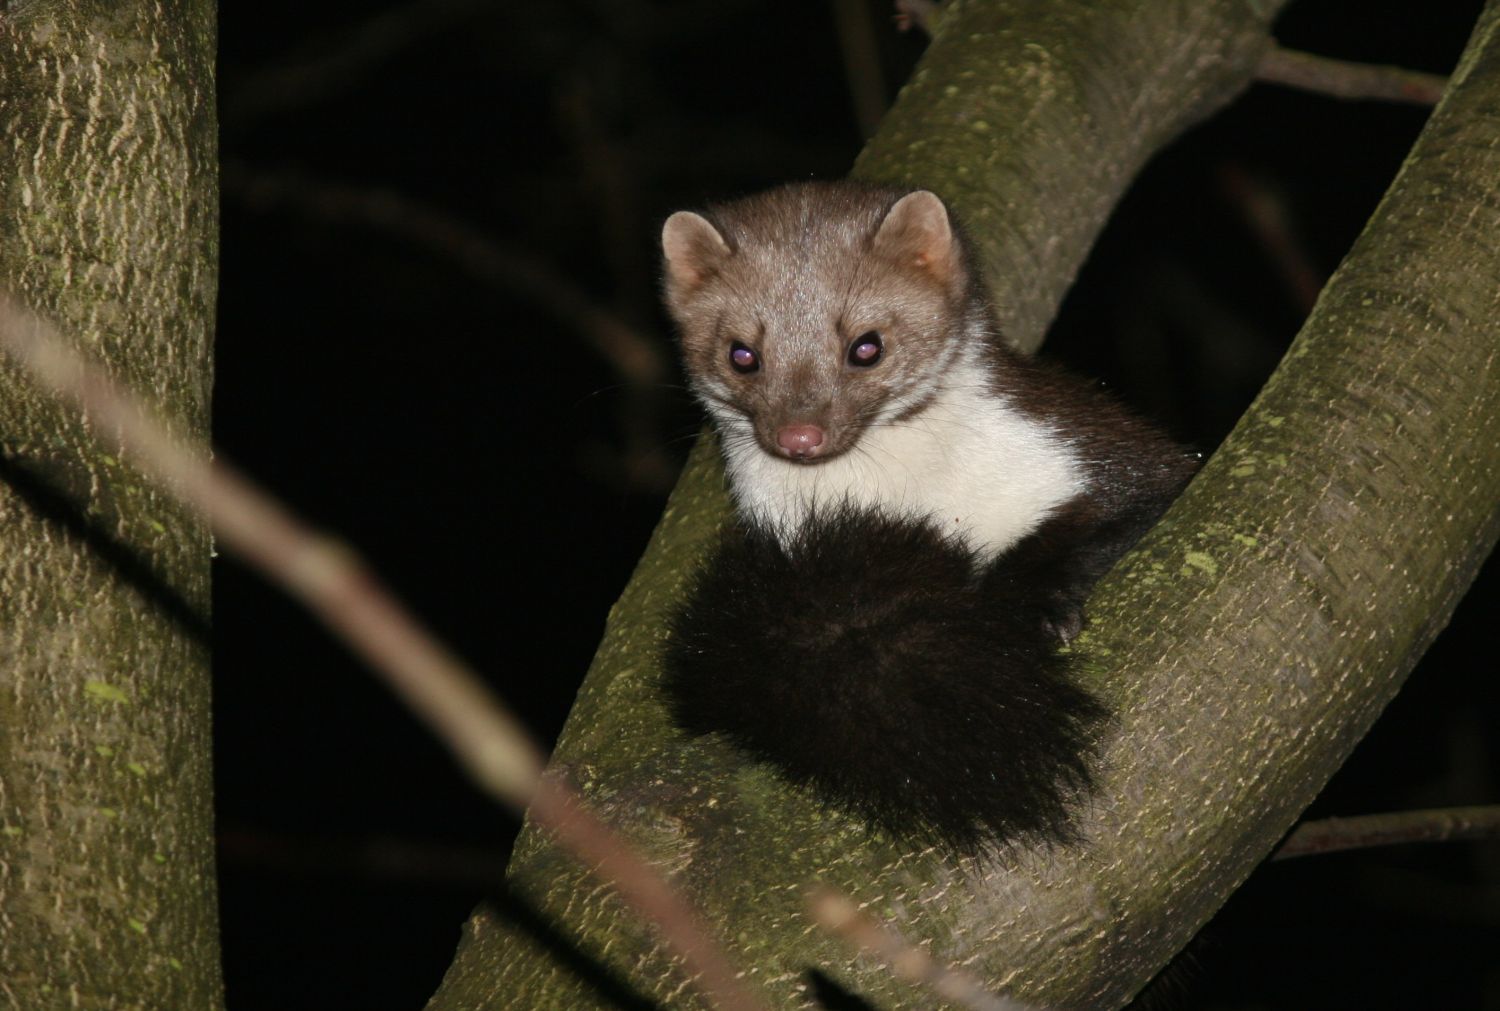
[893,0,938,35]
[224,0,490,124]
[830,0,889,138]
[223,164,671,390]
[224,164,683,495]
[0,293,763,1011]
[808,889,1037,1011]
[1218,163,1323,314]
[218,829,509,888]
[1274,806,1500,860]
[1256,46,1447,105]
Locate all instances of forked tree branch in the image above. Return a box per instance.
[446,1,1500,1007]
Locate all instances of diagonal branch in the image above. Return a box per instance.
[0,293,764,1011]
[224,165,670,390]
[809,889,1036,1011]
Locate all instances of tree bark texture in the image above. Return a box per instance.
[0,2,220,1008]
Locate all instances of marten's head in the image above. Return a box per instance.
[661,183,975,464]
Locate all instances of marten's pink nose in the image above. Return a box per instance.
[776,424,825,459]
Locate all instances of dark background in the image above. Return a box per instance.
[214,3,1497,1008]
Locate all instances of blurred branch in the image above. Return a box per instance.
[555,61,655,335]
[1275,806,1500,860]
[892,0,939,35]
[224,0,490,124]
[808,889,1036,1011]
[218,829,509,888]
[0,293,762,1011]
[1219,162,1323,315]
[830,0,889,139]
[224,164,669,389]
[1256,46,1447,105]
[224,164,682,495]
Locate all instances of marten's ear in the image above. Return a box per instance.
[872,190,959,288]
[662,211,732,295]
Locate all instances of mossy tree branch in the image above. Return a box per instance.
[431,1,1270,1009]
[429,1,1500,1008]
[0,2,220,1007]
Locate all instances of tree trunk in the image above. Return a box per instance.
[428,1,1500,1008]
[0,2,221,1007]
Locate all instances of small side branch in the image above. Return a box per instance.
[892,0,938,35]
[224,165,669,390]
[1274,806,1500,860]
[1256,46,1447,105]
[1219,163,1323,315]
[225,166,682,494]
[223,0,490,124]
[894,7,1446,107]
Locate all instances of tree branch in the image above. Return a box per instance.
[892,0,939,35]
[225,165,682,494]
[809,890,1036,1011]
[0,294,764,1011]
[222,0,490,125]
[1275,807,1500,860]
[438,1,1500,1008]
[0,3,220,1004]
[1255,46,1447,105]
[1218,162,1324,315]
[895,4,1447,106]
[223,165,670,390]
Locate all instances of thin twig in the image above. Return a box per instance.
[223,164,670,390]
[223,0,490,124]
[224,164,683,495]
[1256,46,1447,105]
[1274,806,1500,860]
[893,0,938,35]
[808,888,1036,1011]
[218,829,511,887]
[0,293,762,1011]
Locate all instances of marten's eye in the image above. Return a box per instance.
[728,341,760,374]
[847,332,883,367]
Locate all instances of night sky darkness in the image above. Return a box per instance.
[213,3,1496,1008]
